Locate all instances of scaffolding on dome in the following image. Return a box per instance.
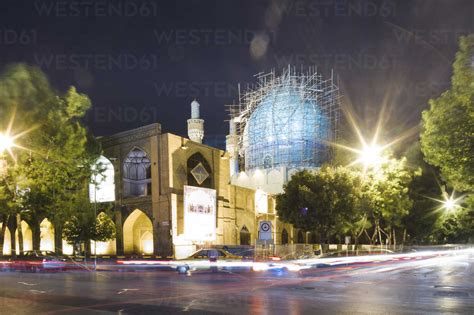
[227,66,340,171]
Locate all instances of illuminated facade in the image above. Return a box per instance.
[0,75,332,258]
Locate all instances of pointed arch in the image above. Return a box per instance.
[297,230,304,244]
[91,212,116,255]
[90,155,115,202]
[307,232,317,244]
[15,220,33,254]
[40,218,55,251]
[123,209,153,255]
[123,147,151,197]
[281,228,289,245]
[239,225,251,246]
[0,223,11,255]
[62,240,74,255]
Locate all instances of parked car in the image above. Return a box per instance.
[9,250,68,272]
[184,248,242,261]
[321,249,394,258]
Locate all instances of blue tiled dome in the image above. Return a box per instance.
[243,85,331,170]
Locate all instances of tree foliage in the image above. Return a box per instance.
[276,155,417,245]
[0,64,110,254]
[362,157,417,244]
[433,195,474,243]
[421,35,474,192]
[276,167,362,243]
[403,142,444,244]
[62,200,116,248]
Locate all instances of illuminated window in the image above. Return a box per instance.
[263,155,272,169]
[123,148,151,197]
[90,156,115,202]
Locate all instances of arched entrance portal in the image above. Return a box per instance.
[62,220,74,255]
[0,223,11,255]
[281,228,289,245]
[297,230,305,244]
[123,209,153,255]
[40,218,55,251]
[240,226,251,246]
[91,212,117,255]
[15,220,33,254]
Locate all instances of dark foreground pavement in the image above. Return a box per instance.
[0,251,473,314]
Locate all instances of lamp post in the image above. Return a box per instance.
[91,169,99,271]
[0,132,14,155]
[358,144,385,169]
[441,192,461,212]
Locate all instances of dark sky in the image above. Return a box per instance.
[0,0,472,148]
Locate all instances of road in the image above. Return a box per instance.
[0,250,473,314]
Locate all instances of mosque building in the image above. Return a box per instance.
[2,67,340,259]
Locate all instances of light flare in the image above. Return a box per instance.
[438,191,463,212]
[326,104,418,174]
[0,109,37,162]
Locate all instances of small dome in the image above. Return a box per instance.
[191,99,200,107]
[243,85,331,170]
[191,99,200,119]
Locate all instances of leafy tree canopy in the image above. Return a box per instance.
[276,167,362,242]
[0,64,103,248]
[421,35,474,192]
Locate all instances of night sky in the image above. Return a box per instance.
[0,0,472,149]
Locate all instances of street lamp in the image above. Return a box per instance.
[0,132,15,176]
[441,191,462,212]
[357,144,385,169]
[0,132,14,154]
[430,189,463,213]
[443,198,457,211]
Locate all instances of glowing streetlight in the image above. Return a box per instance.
[326,104,418,174]
[428,189,464,213]
[443,198,457,211]
[440,191,462,212]
[0,132,15,154]
[357,144,387,169]
[0,110,36,162]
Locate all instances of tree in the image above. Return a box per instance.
[403,142,443,244]
[362,156,417,246]
[421,35,474,193]
[432,195,474,243]
[276,167,362,245]
[0,64,102,255]
[62,192,116,256]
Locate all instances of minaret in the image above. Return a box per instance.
[187,99,204,143]
[226,117,239,176]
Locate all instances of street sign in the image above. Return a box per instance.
[345,236,351,245]
[259,221,272,240]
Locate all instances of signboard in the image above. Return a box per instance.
[345,236,351,245]
[89,156,115,203]
[184,185,216,241]
[255,189,268,214]
[259,220,272,240]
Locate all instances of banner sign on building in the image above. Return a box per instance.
[184,185,216,241]
[255,189,268,214]
[89,156,116,203]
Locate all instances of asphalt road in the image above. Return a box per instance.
[0,251,473,314]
